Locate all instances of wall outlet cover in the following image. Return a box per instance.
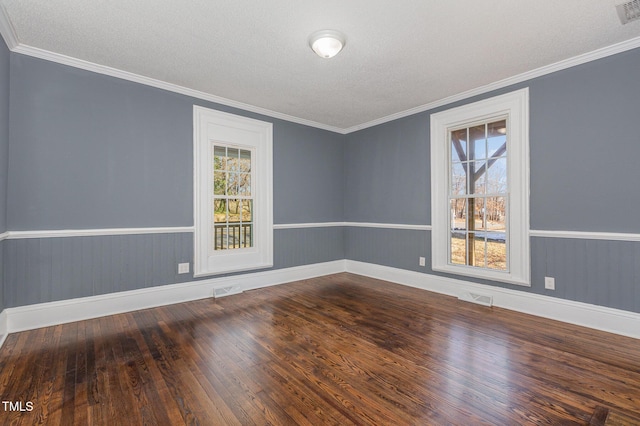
[545,276,555,290]
[178,263,190,274]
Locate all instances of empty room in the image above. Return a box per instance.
[0,1,640,424]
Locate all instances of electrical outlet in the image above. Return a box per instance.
[544,276,555,290]
[178,263,190,274]
[419,257,426,267]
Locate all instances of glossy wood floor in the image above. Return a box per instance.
[1,273,639,425]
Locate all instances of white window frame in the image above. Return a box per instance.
[193,106,273,277]
[430,88,530,286]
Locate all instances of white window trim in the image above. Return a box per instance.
[430,88,530,286]
[193,106,273,277]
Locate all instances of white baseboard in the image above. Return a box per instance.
[3,260,346,334]
[345,260,640,340]
[1,258,638,351]
[0,310,7,348]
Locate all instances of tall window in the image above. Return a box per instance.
[213,146,253,251]
[431,89,530,286]
[450,120,508,270]
[194,106,273,277]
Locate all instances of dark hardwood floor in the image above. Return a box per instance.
[1,273,639,425]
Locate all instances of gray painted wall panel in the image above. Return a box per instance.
[274,125,345,224]
[274,227,344,269]
[0,242,4,311]
[345,227,429,273]
[3,227,344,308]
[4,233,194,307]
[8,54,344,231]
[529,50,640,232]
[0,38,9,312]
[344,114,430,225]
[8,55,193,230]
[0,38,8,235]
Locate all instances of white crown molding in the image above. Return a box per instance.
[345,260,640,340]
[530,229,640,242]
[343,36,640,134]
[2,260,346,335]
[0,20,637,135]
[6,226,194,239]
[0,4,18,50]
[10,44,346,135]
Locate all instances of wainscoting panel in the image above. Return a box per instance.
[345,227,640,314]
[530,236,640,314]
[345,226,429,273]
[3,233,193,308]
[2,227,346,309]
[274,227,345,269]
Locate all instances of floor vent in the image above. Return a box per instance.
[213,285,243,298]
[458,291,493,307]
[617,0,640,24]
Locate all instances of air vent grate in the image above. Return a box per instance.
[213,285,243,298]
[617,0,640,24]
[458,291,493,307]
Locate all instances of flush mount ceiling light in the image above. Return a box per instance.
[309,30,345,59]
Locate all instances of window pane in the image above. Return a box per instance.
[228,199,240,223]
[214,172,226,195]
[473,169,486,194]
[239,149,251,172]
[472,197,486,232]
[214,146,227,170]
[451,129,467,162]
[213,199,227,223]
[487,158,507,194]
[469,125,486,160]
[450,232,466,265]
[488,120,507,157]
[241,223,252,248]
[239,173,251,196]
[227,148,239,171]
[450,199,467,231]
[486,197,506,232]
[451,162,467,195]
[241,200,253,222]
[486,234,507,270]
[472,236,487,268]
[488,120,507,136]
[213,225,227,250]
[227,172,239,195]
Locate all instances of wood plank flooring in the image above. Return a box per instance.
[1,272,639,425]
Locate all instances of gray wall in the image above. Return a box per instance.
[3,44,639,314]
[345,47,640,313]
[3,53,345,308]
[0,37,10,312]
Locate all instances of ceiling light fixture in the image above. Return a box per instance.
[309,30,345,59]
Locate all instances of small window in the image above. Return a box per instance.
[194,106,273,276]
[431,89,530,286]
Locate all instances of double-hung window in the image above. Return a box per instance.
[430,89,530,286]
[193,106,273,276]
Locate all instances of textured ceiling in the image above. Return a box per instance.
[2,0,640,132]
